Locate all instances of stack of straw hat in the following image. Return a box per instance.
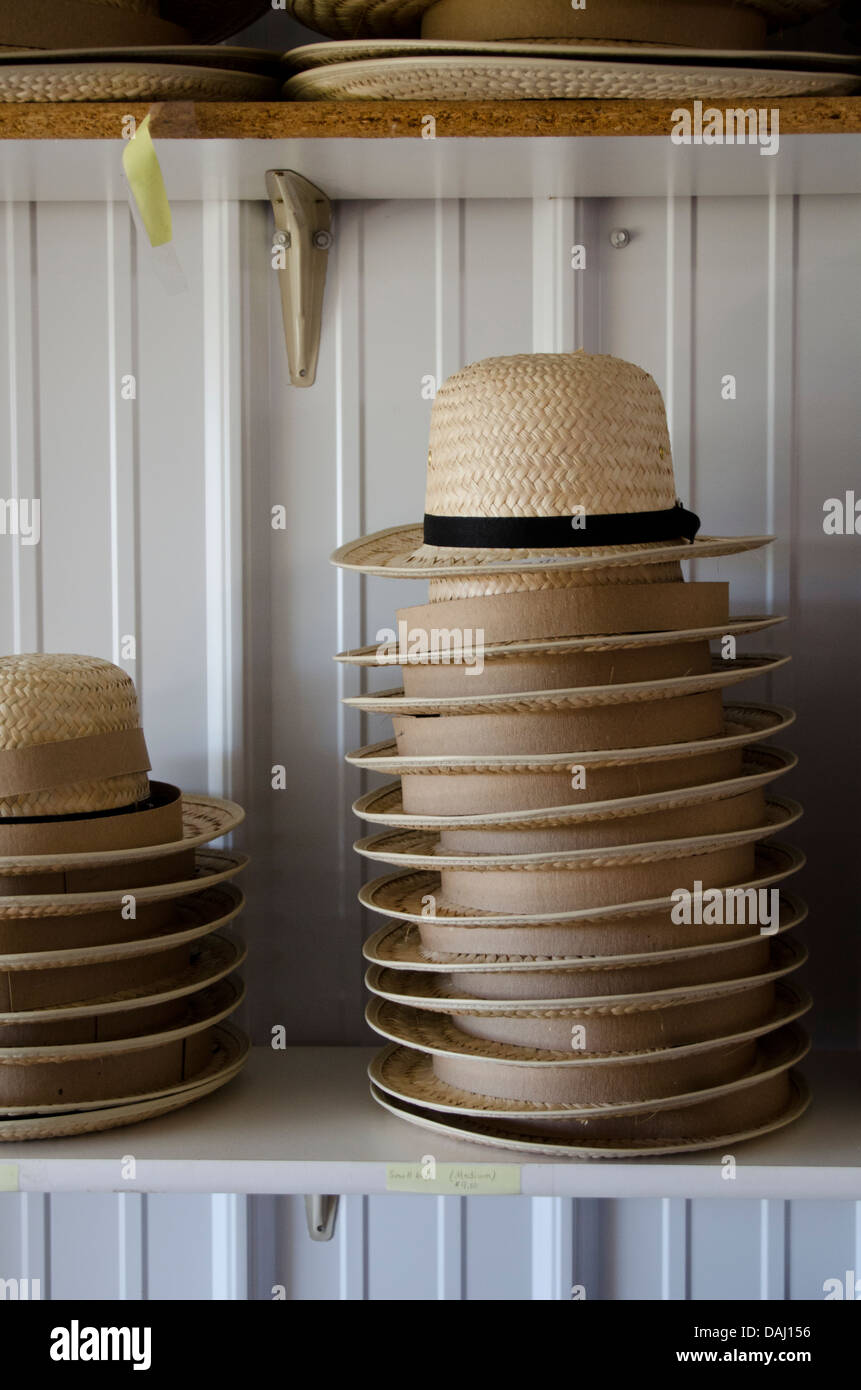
[0,653,247,1141]
[333,351,810,1159]
[283,0,857,102]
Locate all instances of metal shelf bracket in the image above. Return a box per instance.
[266,169,333,388]
[305,1194,339,1242]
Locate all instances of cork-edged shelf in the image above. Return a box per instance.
[0,1048,858,1198]
[0,98,860,200]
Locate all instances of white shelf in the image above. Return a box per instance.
[0,1048,858,1198]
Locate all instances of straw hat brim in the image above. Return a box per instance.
[367,987,810,1074]
[359,840,804,926]
[0,932,245,1024]
[0,884,244,970]
[363,890,807,971]
[343,654,789,716]
[287,39,861,71]
[354,795,801,870]
[0,788,244,876]
[0,62,277,101]
[0,847,247,918]
[287,0,833,40]
[337,614,785,667]
[347,702,795,774]
[0,975,243,1069]
[283,55,859,101]
[352,747,796,831]
[0,46,281,72]
[0,1022,248,1133]
[365,935,805,1012]
[369,1071,810,1158]
[332,525,774,578]
[369,1019,809,1124]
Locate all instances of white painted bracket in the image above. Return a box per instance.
[266,169,333,388]
[305,1194,339,1242]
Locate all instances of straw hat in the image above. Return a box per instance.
[358,839,804,928]
[332,354,772,587]
[0,0,270,50]
[0,654,153,818]
[363,890,807,975]
[0,1021,247,1139]
[369,1073,810,1157]
[287,0,832,44]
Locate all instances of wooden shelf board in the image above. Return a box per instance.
[0,97,860,141]
[0,1047,858,1198]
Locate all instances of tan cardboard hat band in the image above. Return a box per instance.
[395,582,730,646]
[0,728,150,799]
[0,0,190,49]
[419,0,767,47]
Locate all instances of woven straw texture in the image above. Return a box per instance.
[0,883,244,970]
[346,653,789,716]
[0,847,247,918]
[362,891,805,968]
[354,797,800,871]
[288,0,832,40]
[346,704,796,774]
[359,842,804,926]
[0,654,146,817]
[0,63,276,101]
[0,1023,248,1134]
[370,1070,809,1157]
[370,1020,806,1117]
[367,987,808,1065]
[284,58,858,101]
[352,748,794,830]
[365,934,804,1010]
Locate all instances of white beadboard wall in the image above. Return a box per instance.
[0,189,859,1299]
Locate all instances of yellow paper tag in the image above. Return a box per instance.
[0,1163,19,1192]
[386,1162,521,1195]
[122,113,172,248]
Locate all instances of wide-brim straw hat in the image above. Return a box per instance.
[363,890,806,970]
[0,846,247,918]
[348,700,794,774]
[369,1015,809,1122]
[283,53,858,103]
[354,794,801,868]
[365,933,805,1011]
[359,839,804,928]
[0,974,243,1110]
[332,354,774,585]
[368,1029,810,1157]
[0,0,271,50]
[0,1021,248,1140]
[0,929,245,1023]
[287,0,832,44]
[352,747,796,832]
[369,1069,809,1157]
[366,986,810,1103]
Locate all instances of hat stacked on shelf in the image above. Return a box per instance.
[284,0,858,102]
[0,0,279,102]
[0,653,248,1141]
[333,351,809,1159]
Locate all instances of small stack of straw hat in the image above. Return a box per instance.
[333,351,810,1159]
[284,0,858,102]
[0,653,247,1141]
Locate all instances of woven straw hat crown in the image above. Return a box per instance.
[0,654,150,819]
[426,353,678,523]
